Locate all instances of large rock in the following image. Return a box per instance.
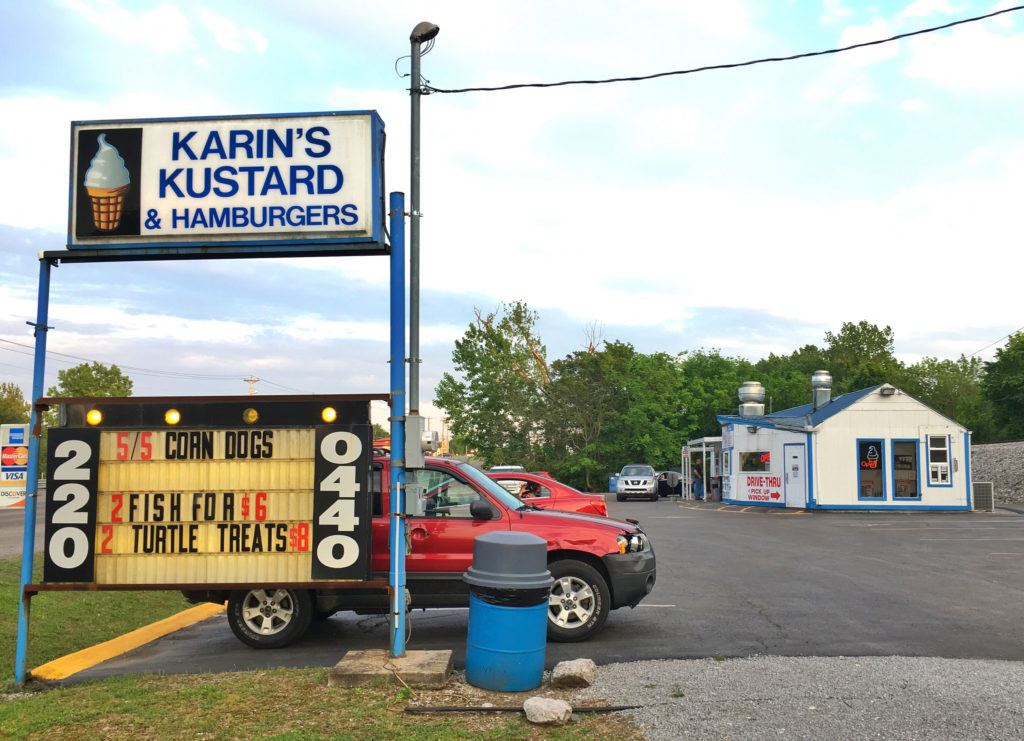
[551,658,597,688]
[523,696,573,725]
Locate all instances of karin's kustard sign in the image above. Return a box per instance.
[68,111,385,252]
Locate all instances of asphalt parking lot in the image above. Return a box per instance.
[622,497,1024,661]
[22,495,1017,687]
[10,495,1024,737]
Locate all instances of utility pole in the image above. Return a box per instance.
[244,376,260,395]
[409,20,439,421]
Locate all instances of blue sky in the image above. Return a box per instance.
[1,0,1022,430]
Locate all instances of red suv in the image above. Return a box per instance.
[189,456,656,648]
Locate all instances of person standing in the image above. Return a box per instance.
[692,458,704,500]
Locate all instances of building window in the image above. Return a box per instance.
[927,435,950,486]
[858,439,885,499]
[739,451,771,472]
[892,440,919,499]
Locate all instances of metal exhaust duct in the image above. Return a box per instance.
[738,381,765,417]
[812,370,832,411]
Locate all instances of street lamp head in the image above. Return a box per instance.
[410,22,440,43]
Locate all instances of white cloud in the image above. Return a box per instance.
[905,23,1024,91]
[61,0,195,52]
[898,0,967,19]
[836,19,901,67]
[838,78,882,103]
[804,19,898,103]
[0,93,227,231]
[282,318,462,345]
[50,304,261,344]
[198,9,268,53]
[820,0,854,25]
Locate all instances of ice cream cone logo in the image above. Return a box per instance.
[84,133,131,231]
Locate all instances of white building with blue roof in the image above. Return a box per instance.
[716,372,972,510]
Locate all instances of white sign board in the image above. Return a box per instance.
[69,111,385,252]
[1,424,29,507]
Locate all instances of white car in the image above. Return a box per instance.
[617,464,658,501]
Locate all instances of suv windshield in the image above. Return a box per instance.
[621,465,654,477]
[458,462,525,509]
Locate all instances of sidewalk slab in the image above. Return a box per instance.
[328,649,453,689]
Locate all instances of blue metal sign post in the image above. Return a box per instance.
[388,192,408,657]
[14,259,53,685]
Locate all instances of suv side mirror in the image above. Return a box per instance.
[469,499,495,520]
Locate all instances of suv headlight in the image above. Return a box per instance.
[616,532,649,553]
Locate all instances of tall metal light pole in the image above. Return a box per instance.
[408,21,438,422]
[388,20,438,659]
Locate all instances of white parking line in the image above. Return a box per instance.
[920,537,1024,541]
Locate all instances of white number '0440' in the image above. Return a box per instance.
[317,431,362,570]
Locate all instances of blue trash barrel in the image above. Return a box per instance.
[463,531,553,692]
[609,474,619,493]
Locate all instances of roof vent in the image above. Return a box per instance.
[738,381,765,417]
[811,370,832,411]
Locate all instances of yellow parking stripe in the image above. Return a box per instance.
[31,602,225,680]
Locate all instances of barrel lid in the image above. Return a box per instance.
[463,531,554,590]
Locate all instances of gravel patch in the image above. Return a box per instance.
[576,656,1024,740]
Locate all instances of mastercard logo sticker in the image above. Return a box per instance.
[1,446,28,466]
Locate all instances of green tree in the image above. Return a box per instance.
[46,361,134,399]
[679,349,754,436]
[903,355,983,421]
[0,381,30,424]
[39,362,134,474]
[614,347,685,469]
[434,302,550,466]
[824,321,904,393]
[542,345,626,489]
[753,344,828,412]
[981,332,1024,440]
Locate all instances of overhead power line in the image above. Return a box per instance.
[0,337,308,393]
[425,5,1024,94]
[969,325,1024,358]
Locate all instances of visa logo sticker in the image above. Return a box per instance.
[3,471,27,481]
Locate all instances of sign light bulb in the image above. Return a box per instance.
[321,406,338,423]
[242,408,259,425]
[165,409,181,425]
[86,409,103,426]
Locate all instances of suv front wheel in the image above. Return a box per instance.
[227,587,314,649]
[546,560,610,642]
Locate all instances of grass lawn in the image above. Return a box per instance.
[0,554,193,690]
[1,555,642,739]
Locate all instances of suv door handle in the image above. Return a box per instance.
[411,527,430,540]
